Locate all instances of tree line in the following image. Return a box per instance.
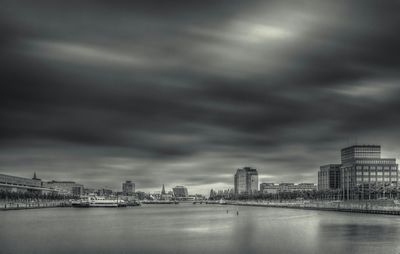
[210,188,400,201]
[0,190,76,201]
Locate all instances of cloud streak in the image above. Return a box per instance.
[1,0,400,194]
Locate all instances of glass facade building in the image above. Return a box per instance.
[173,186,188,197]
[318,145,398,200]
[318,164,341,191]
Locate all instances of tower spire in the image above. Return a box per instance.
[33,171,37,180]
[161,184,166,195]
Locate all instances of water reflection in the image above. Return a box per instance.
[315,214,400,254]
[1,205,400,254]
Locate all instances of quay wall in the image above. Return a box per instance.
[0,201,71,211]
[228,200,400,215]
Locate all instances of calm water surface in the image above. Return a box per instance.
[1,204,400,254]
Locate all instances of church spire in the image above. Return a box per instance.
[161,184,166,195]
[33,171,37,180]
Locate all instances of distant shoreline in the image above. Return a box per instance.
[3,200,400,216]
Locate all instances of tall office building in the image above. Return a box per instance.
[340,145,398,200]
[234,167,258,195]
[122,180,135,196]
[173,186,188,197]
[318,164,341,191]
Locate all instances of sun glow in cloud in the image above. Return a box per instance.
[233,21,294,43]
[248,24,292,41]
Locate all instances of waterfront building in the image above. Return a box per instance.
[259,183,317,193]
[72,185,84,196]
[295,183,317,192]
[32,172,41,181]
[122,180,135,196]
[234,167,258,195]
[260,183,279,194]
[97,188,113,196]
[278,183,295,192]
[136,191,146,200]
[173,186,188,198]
[43,180,84,195]
[0,173,55,194]
[84,188,96,195]
[340,145,398,200]
[157,185,173,200]
[318,164,341,191]
[151,193,162,200]
[0,173,41,188]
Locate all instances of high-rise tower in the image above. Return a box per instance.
[234,167,258,195]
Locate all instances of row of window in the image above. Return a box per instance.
[356,165,397,170]
[355,160,396,165]
[356,177,394,182]
[356,171,398,176]
[0,175,41,187]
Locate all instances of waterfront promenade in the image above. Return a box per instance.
[3,198,400,215]
[0,201,70,211]
[228,200,400,215]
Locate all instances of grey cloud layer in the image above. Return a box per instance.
[1,0,400,193]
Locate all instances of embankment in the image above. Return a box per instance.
[228,200,400,215]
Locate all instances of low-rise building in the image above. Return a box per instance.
[259,182,316,194]
[97,188,113,196]
[260,183,279,194]
[0,173,55,194]
[43,181,84,195]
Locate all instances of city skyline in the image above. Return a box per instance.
[2,1,400,195]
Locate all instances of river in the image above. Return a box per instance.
[1,204,400,254]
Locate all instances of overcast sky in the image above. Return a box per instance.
[1,0,400,194]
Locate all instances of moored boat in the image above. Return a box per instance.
[206,198,227,205]
[141,200,179,205]
[72,196,126,208]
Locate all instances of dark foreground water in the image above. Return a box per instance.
[1,204,400,254]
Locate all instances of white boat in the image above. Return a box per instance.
[88,196,119,207]
[72,196,126,208]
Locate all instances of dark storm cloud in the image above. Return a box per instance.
[1,0,400,193]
